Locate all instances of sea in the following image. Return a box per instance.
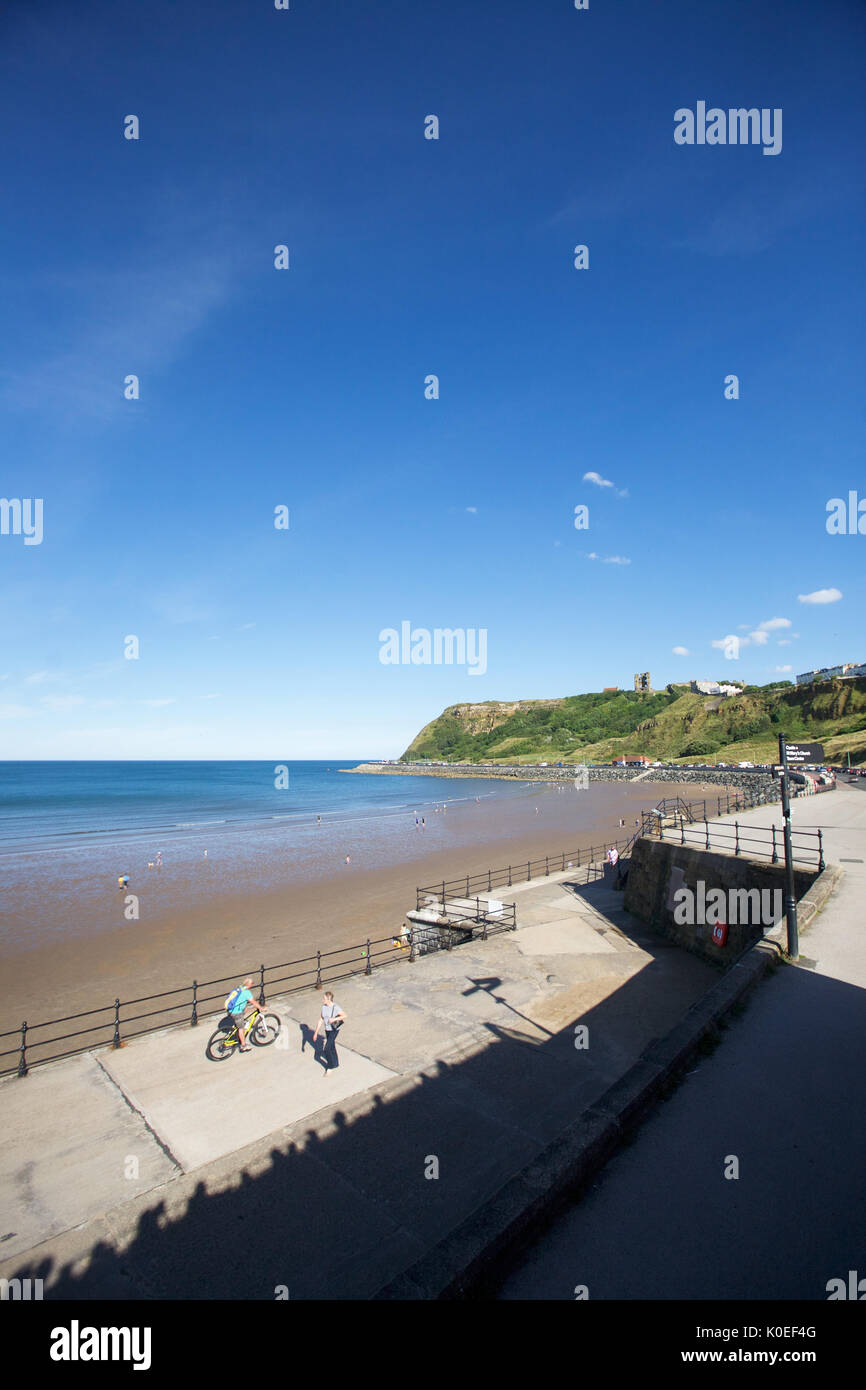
[0,761,543,948]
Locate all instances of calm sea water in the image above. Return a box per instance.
[0,762,656,953]
[0,761,521,853]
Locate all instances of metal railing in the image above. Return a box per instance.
[415,782,776,909]
[646,812,825,870]
[1,929,423,1081]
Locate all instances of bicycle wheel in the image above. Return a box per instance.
[206,1028,236,1061]
[250,1013,281,1046]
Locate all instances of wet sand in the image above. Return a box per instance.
[3,780,711,1028]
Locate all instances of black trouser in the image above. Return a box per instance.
[323,1029,339,1069]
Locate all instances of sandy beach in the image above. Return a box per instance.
[0,778,718,1031]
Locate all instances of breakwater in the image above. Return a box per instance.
[346,761,782,799]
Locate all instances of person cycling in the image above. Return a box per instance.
[224,976,263,1053]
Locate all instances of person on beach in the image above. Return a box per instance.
[345,855,351,866]
[117,873,130,890]
[225,976,262,1053]
[313,990,346,1074]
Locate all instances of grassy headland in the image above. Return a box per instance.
[400,679,866,767]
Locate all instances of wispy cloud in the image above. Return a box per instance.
[672,646,689,656]
[758,617,791,631]
[2,250,236,422]
[582,471,628,498]
[586,552,631,565]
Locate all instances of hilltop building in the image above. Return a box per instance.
[691,680,743,697]
[796,663,866,686]
[634,672,652,693]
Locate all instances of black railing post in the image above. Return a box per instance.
[408,926,416,963]
[365,939,372,974]
[680,816,685,845]
[488,869,492,892]
[771,825,778,864]
[734,822,740,856]
[17,1021,28,1078]
[315,950,322,988]
[527,860,531,881]
[479,898,487,940]
[466,875,470,897]
[705,820,710,851]
[113,998,122,1049]
[508,864,512,886]
[545,856,549,876]
[191,981,198,1028]
[442,881,446,908]
[259,964,266,1005]
[561,852,565,870]
[818,829,825,872]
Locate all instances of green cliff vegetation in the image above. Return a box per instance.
[401,679,866,766]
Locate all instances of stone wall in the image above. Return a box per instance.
[623,838,818,964]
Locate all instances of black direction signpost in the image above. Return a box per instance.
[783,741,825,765]
[778,735,803,958]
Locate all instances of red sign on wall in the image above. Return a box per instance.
[711,921,729,947]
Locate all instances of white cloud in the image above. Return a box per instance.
[583,471,613,488]
[40,695,86,710]
[798,588,842,605]
[749,631,770,646]
[758,617,791,631]
[672,646,689,656]
[465,506,477,513]
[603,555,631,565]
[778,640,791,646]
[713,634,748,651]
[775,665,793,673]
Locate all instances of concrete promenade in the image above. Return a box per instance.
[496,782,866,1299]
[1,786,856,1300]
[1,858,716,1299]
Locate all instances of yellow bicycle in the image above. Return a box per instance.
[206,1005,281,1061]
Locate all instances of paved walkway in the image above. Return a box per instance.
[0,861,716,1299]
[496,783,866,1299]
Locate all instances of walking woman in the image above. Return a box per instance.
[313,990,346,1075]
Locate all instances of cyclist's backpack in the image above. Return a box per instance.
[225,986,244,1014]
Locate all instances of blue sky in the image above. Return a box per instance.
[1,0,864,758]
